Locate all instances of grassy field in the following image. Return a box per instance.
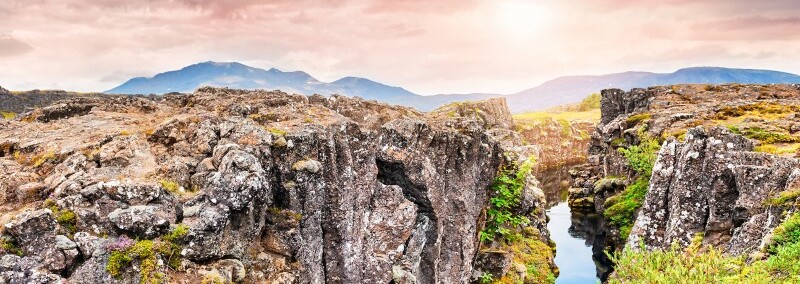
[513,109,600,122]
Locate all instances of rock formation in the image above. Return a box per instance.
[0,87,554,283]
[571,84,800,256]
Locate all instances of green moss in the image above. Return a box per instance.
[739,127,800,144]
[267,127,287,136]
[496,236,556,284]
[556,119,571,136]
[767,189,800,207]
[626,113,652,125]
[159,179,181,194]
[604,177,649,242]
[106,226,188,283]
[107,240,164,284]
[31,150,57,168]
[0,111,15,120]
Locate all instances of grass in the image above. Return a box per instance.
[739,128,800,144]
[513,109,600,122]
[755,144,800,156]
[610,213,800,283]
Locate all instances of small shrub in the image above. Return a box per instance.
[0,237,23,256]
[46,200,78,237]
[479,272,493,284]
[480,158,535,243]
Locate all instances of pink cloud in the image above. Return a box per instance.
[0,0,798,94]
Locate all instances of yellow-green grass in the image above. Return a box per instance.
[513,109,600,122]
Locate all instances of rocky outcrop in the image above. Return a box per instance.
[572,84,800,256]
[0,88,554,283]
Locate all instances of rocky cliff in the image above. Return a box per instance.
[571,84,800,257]
[0,87,554,283]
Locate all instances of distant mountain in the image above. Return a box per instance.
[106,63,800,113]
[506,67,800,112]
[106,61,419,105]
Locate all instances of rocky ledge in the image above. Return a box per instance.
[570,84,800,257]
[0,87,554,283]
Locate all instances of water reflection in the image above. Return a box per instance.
[537,166,613,283]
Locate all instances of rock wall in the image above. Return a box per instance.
[0,88,553,283]
[573,84,800,255]
[515,118,594,172]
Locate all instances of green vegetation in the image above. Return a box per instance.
[513,109,600,123]
[556,119,571,136]
[267,127,287,136]
[107,225,189,283]
[605,135,660,242]
[159,179,181,194]
[0,111,15,120]
[755,144,800,155]
[479,272,494,284]
[766,188,800,206]
[480,158,535,243]
[201,273,228,284]
[625,113,652,125]
[479,157,556,283]
[31,150,57,168]
[611,213,800,283]
[0,237,23,256]
[739,127,800,144]
[577,93,601,111]
[45,199,78,237]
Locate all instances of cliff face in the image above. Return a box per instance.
[573,84,800,255]
[515,118,594,172]
[0,88,553,283]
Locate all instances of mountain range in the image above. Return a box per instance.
[106,62,800,113]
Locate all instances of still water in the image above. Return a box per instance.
[537,166,610,284]
[547,202,600,284]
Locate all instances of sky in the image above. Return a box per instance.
[1,0,799,95]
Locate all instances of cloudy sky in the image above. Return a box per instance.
[1,0,799,94]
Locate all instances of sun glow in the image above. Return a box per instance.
[494,1,553,39]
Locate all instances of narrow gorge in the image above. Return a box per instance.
[1,84,800,283]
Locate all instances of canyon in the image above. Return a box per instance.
[1,83,800,283]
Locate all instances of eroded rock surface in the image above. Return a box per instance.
[0,87,553,283]
[572,84,800,256]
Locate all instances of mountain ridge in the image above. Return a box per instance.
[105,62,800,112]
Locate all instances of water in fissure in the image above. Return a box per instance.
[538,166,611,284]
